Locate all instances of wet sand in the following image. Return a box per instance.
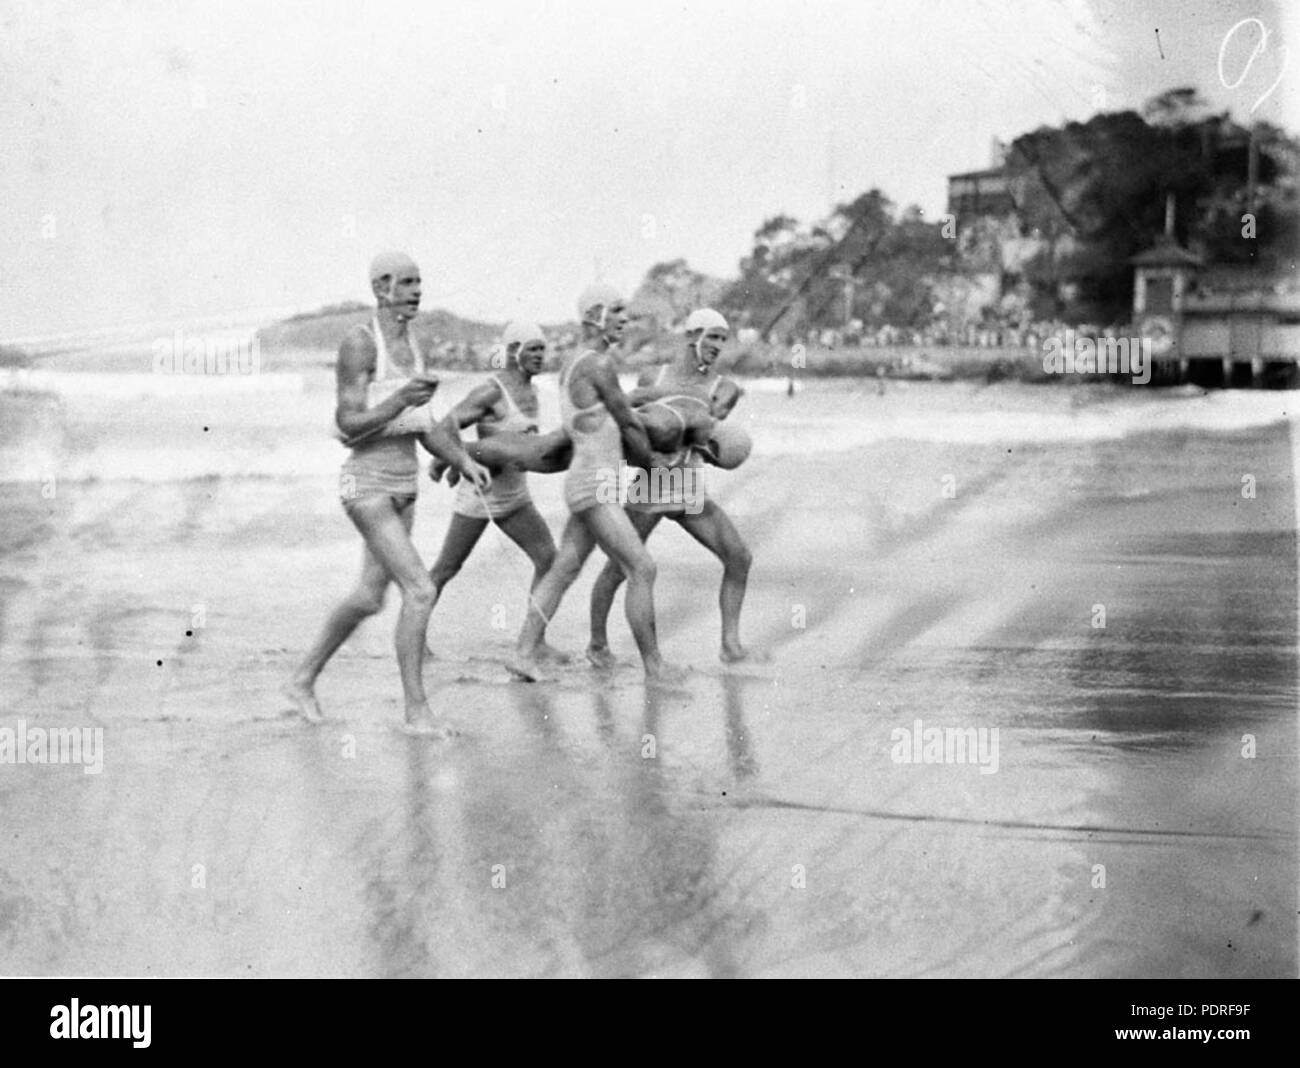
[0,375,1295,977]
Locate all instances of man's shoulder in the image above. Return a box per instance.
[340,319,377,350]
[659,361,697,386]
[469,375,505,404]
[572,347,614,374]
[337,323,378,375]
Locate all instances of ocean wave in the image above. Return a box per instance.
[749,383,1299,454]
[2,374,1295,484]
[0,369,305,397]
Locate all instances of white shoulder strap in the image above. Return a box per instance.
[370,317,423,377]
[564,348,596,386]
[411,330,424,375]
[370,316,388,379]
[489,375,518,415]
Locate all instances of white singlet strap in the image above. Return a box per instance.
[489,375,521,417]
[371,316,423,378]
[566,349,596,382]
[562,349,599,406]
[370,316,388,380]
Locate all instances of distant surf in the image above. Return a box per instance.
[2,372,1295,485]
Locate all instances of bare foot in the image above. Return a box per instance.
[403,702,455,739]
[282,680,325,724]
[585,644,617,670]
[506,655,549,682]
[645,662,691,689]
[721,644,770,664]
[536,642,571,664]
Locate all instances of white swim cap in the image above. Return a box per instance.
[685,308,729,334]
[577,283,624,325]
[503,321,545,349]
[707,423,752,469]
[369,251,419,284]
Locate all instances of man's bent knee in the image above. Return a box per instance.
[728,544,753,576]
[625,553,657,585]
[397,576,437,608]
[597,556,626,587]
[349,587,387,617]
[545,550,586,587]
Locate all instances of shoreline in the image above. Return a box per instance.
[7,332,1298,390]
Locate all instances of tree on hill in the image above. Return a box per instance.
[710,190,952,338]
[1005,96,1299,321]
[630,258,725,328]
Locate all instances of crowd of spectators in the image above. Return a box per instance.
[771,316,1138,353]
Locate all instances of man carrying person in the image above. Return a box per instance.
[505,284,683,686]
[587,308,757,666]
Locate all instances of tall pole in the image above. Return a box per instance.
[1247,123,1259,217]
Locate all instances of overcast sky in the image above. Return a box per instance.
[1,0,1295,340]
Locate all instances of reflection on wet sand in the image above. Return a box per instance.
[339,677,764,976]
